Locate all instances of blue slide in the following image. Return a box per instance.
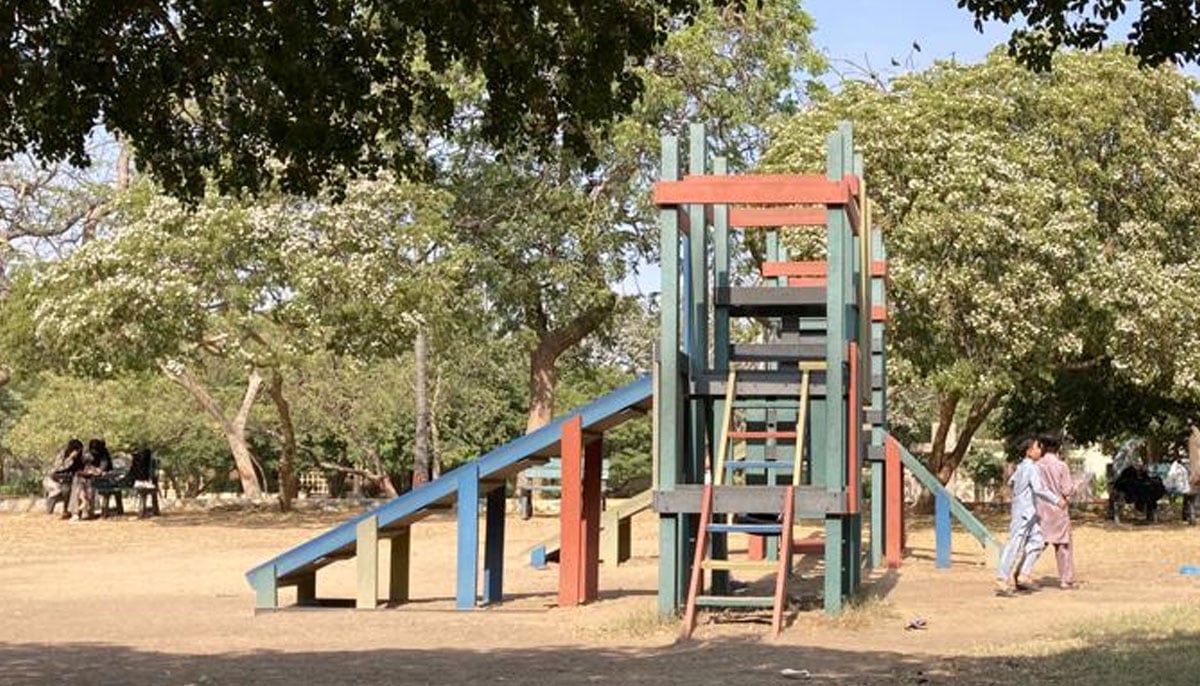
[246,375,652,610]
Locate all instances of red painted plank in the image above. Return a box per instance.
[871,305,888,322]
[761,261,826,278]
[729,207,828,228]
[762,260,887,279]
[885,436,903,569]
[654,175,855,206]
[681,485,714,639]
[792,538,825,555]
[748,535,766,561]
[582,437,603,602]
[558,416,584,607]
[787,277,826,287]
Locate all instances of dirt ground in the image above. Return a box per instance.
[1,503,1198,685]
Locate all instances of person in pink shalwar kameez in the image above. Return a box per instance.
[1034,433,1076,588]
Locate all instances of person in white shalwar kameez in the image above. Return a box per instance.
[996,437,1065,593]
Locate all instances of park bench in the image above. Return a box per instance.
[95,450,161,518]
[518,457,610,518]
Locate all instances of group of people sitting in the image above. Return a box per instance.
[996,433,1077,595]
[44,438,156,521]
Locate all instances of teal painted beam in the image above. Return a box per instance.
[657,133,684,617]
[456,465,480,610]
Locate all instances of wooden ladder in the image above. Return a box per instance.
[680,364,820,639]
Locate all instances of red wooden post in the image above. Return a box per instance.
[558,416,584,607]
[885,435,903,569]
[582,435,603,602]
[748,534,766,561]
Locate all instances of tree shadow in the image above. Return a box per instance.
[3,623,1198,686]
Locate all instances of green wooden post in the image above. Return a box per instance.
[251,565,278,611]
[823,124,851,614]
[657,133,685,617]
[711,155,731,592]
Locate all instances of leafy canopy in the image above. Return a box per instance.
[0,0,716,198]
[765,47,1200,434]
[959,0,1200,70]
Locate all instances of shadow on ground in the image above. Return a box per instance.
[4,623,1199,686]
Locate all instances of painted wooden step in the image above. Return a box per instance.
[730,341,825,362]
[691,370,830,398]
[700,559,780,572]
[707,523,783,535]
[714,286,837,318]
[724,460,796,472]
[694,595,776,608]
[727,430,798,440]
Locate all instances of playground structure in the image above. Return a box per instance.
[245,122,996,631]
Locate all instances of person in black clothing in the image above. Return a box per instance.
[68,438,112,520]
[45,439,84,518]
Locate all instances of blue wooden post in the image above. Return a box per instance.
[483,483,506,604]
[456,465,481,609]
[935,490,951,570]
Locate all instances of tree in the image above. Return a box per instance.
[3,372,232,497]
[28,176,453,507]
[764,48,1200,490]
[0,0,713,199]
[959,0,1200,70]
[448,0,823,432]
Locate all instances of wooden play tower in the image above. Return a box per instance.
[650,122,897,633]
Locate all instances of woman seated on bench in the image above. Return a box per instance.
[45,439,85,519]
[68,439,113,521]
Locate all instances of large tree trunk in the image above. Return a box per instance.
[161,363,264,498]
[1189,425,1200,492]
[523,297,617,432]
[518,297,616,519]
[915,391,1003,512]
[267,369,299,512]
[412,329,433,488]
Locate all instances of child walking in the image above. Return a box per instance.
[996,436,1065,594]
[1035,433,1076,589]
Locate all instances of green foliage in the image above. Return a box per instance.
[2,373,231,493]
[959,1,1200,70]
[765,49,1200,443]
[0,0,721,198]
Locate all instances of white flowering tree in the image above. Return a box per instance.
[30,178,454,508]
[763,48,1200,488]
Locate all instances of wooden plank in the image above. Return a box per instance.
[730,207,827,228]
[657,132,684,618]
[355,515,379,610]
[695,595,776,608]
[583,436,604,602]
[483,487,505,604]
[251,564,279,611]
[871,305,888,322]
[728,430,798,440]
[386,528,410,603]
[700,559,778,572]
[680,485,714,639]
[653,485,845,517]
[295,572,316,606]
[455,465,480,610]
[885,436,903,569]
[763,260,887,279]
[730,341,826,362]
[654,174,854,206]
[715,286,829,318]
[691,370,830,398]
[559,415,584,607]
